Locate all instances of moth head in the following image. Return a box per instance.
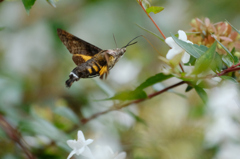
[107,35,141,56]
[107,48,126,56]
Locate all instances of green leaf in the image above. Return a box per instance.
[222,54,234,67]
[46,0,56,7]
[146,6,164,14]
[194,86,208,104]
[220,76,238,83]
[192,42,221,74]
[185,85,193,92]
[184,55,196,66]
[212,35,234,59]
[109,90,147,101]
[226,20,240,35]
[127,111,147,126]
[171,33,208,58]
[22,0,36,15]
[136,73,173,91]
[231,48,239,64]
[214,52,223,72]
[135,23,164,41]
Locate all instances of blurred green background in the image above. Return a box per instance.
[1,0,240,159]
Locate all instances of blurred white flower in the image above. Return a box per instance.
[93,146,126,159]
[165,30,193,63]
[67,130,94,159]
[205,82,240,158]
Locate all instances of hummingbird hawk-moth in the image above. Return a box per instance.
[57,29,139,88]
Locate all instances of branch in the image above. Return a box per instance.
[0,115,35,159]
[81,81,186,124]
[138,0,184,72]
[138,0,166,39]
[217,63,240,76]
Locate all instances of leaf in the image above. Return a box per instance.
[212,35,234,59]
[46,0,56,8]
[171,33,208,58]
[194,86,208,104]
[185,85,193,92]
[135,23,164,41]
[127,111,147,126]
[22,0,36,15]
[222,54,234,67]
[220,76,238,83]
[146,6,164,14]
[231,47,239,64]
[214,52,223,72]
[184,55,196,66]
[109,90,147,101]
[136,73,173,91]
[226,20,240,35]
[192,42,221,74]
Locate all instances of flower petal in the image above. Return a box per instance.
[165,37,175,48]
[85,139,94,145]
[178,30,187,41]
[114,152,127,159]
[67,140,77,149]
[81,146,95,159]
[77,130,85,141]
[166,48,181,60]
[67,150,77,159]
[76,147,85,155]
[182,52,190,63]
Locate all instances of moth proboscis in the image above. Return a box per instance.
[57,28,140,88]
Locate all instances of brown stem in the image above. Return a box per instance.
[217,67,240,76]
[81,81,186,124]
[0,115,35,159]
[138,0,184,72]
[138,0,166,39]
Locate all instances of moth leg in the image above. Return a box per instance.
[99,65,108,79]
[99,52,110,79]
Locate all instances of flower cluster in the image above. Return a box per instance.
[67,130,126,159]
[188,18,240,55]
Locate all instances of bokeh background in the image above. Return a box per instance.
[1,0,240,159]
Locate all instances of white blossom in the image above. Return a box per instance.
[165,30,193,63]
[93,146,126,159]
[67,130,94,159]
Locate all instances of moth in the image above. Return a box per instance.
[57,29,140,88]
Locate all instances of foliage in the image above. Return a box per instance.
[1,0,240,159]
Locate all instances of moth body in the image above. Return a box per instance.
[57,28,139,88]
[66,48,126,87]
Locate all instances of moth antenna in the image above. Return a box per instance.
[122,35,142,48]
[113,34,118,48]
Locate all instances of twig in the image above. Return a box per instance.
[138,0,166,39]
[81,81,186,124]
[138,0,184,72]
[0,115,35,159]
[81,61,240,124]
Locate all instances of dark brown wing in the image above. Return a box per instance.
[57,28,102,65]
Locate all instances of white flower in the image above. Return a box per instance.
[165,30,193,63]
[67,130,94,159]
[93,146,126,159]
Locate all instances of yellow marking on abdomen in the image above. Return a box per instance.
[88,68,93,74]
[95,62,102,69]
[74,54,92,62]
[92,64,99,72]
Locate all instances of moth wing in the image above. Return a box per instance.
[57,28,102,65]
